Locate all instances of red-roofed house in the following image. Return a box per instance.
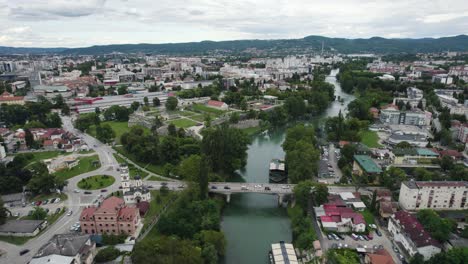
[437,149,464,161]
[315,203,366,232]
[388,211,441,260]
[0,91,24,105]
[365,248,395,264]
[206,100,228,110]
[79,197,140,236]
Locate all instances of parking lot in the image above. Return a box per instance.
[316,220,405,264]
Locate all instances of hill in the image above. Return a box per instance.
[1,35,468,55]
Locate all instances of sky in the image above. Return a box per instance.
[0,0,468,48]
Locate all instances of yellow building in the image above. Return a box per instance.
[0,91,25,105]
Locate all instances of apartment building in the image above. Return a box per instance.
[80,197,140,236]
[379,105,430,126]
[388,211,441,260]
[398,181,468,211]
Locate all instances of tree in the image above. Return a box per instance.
[293,180,314,212]
[53,94,65,108]
[132,236,203,264]
[417,209,456,242]
[229,112,240,124]
[166,96,178,111]
[0,198,9,224]
[96,124,116,143]
[197,230,226,256]
[283,96,306,118]
[198,157,209,200]
[326,249,360,264]
[27,163,59,195]
[369,190,377,213]
[381,166,407,190]
[395,141,412,149]
[61,103,70,115]
[201,125,250,175]
[440,155,454,171]
[201,244,218,264]
[30,206,47,220]
[240,99,248,111]
[178,155,202,181]
[117,86,128,95]
[286,141,319,183]
[131,101,140,111]
[409,253,425,264]
[25,128,34,148]
[95,246,121,263]
[153,97,161,107]
[143,96,149,106]
[168,124,177,137]
[426,247,468,264]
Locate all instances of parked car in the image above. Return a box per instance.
[393,246,400,253]
[19,249,30,256]
[74,189,80,193]
[35,201,42,206]
[327,234,333,240]
[351,233,359,240]
[211,186,217,189]
[84,191,92,194]
[375,229,382,236]
[42,200,48,205]
[67,210,73,216]
[335,233,344,240]
[45,208,50,213]
[367,234,373,240]
[100,189,107,192]
[22,202,26,207]
[55,198,61,203]
[55,208,61,214]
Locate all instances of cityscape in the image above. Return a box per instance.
[0,1,468,264]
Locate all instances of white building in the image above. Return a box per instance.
[120,164,151,204]
[432,74,453,85]
[399,181,468,211]
[388,211,441,260]
[380,106,431,126]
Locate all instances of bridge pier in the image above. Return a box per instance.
[277,193,284,206]
[226,193,231,203]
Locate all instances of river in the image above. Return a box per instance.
[221,69,356,264]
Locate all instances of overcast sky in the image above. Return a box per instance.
[0,0,467,48]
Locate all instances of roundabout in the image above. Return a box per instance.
[77,175,116,190]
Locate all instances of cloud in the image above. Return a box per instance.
[0,0,467,47]
[6,0,107,19]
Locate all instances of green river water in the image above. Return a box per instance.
[221,69,355,264]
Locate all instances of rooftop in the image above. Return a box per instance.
[35,233,91,258]
[354,155,382,174]
[0,220,45,233]
[393,211,440,249]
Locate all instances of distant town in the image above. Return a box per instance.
[0,49,467,264]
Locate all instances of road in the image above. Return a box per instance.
[0,115,121,264]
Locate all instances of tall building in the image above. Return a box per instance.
[399,181,468,210]
[380,105,430,126]
[80,196,140,236]
[120,164,151,204]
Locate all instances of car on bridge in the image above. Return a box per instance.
[211,186,217,189]
[224,186,230,190]
[265,186,271,191]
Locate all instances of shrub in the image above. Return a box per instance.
[95,246,121,263]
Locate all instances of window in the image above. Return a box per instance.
[128,224,131,227]
[83,224,87,226]
[99,224,102,227]
[106,224,108,227]
[98,217,101,220]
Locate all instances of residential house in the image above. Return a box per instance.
[364,248,395,264]
[33,234,96,264]
[315,204,366,233]
[388,211,441,260]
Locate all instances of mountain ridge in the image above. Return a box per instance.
[1,35,468,55]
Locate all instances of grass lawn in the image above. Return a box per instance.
[361,209,375,225]
[0,208,66,245]
[178,110,197,117]
[32,193,68,202]
[114,146,165,175]
[77,175,115,190]
[147,175,167,181]
[168,118,198,128]
[192,104,225,116]
[88,121,131,144]
[54,155,101,180]
[190,114,206,122]
[113,153,150,178]
[141,191,178,241]
[359,130,383,148]
[20,151,70,168]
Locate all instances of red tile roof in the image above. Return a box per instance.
[393,211,441,248]
[80,207,96,221]
[136,201,150,216]
[96,197,124,214]
[207,100,226,107]
[118,207,138,221]
[367,248,395,264]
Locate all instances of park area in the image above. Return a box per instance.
[54,155,101,180]
[168,118,199,128]
[88,121,130,144]
[359,130,382,148]
[77,175,115,190]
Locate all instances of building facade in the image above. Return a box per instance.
[80,196,140,236]
[399,181,468,211]
[388,211,441,260]
[120,164,151,204]
[380,106,430,126]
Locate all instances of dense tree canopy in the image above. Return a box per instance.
[132,236,203,264]
[417,209,457,242]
